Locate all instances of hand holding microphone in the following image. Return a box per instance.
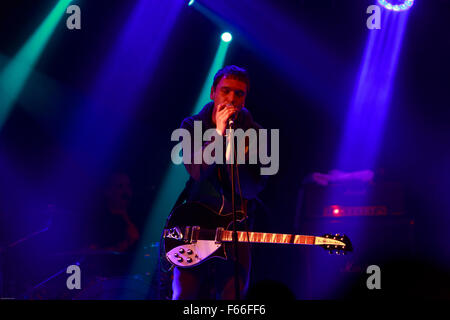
[214,102,240,136]
[227,104,238,128]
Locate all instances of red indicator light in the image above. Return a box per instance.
[329,205,342,216]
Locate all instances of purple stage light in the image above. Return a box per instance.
[306,9,411,299]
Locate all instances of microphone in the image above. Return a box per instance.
[228,113,237,128]
[226,103,238,128]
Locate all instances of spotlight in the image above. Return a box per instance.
[221,32,232,42]
[378,0,414,11]
[188,0,195,6]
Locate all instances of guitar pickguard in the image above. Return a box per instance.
[166,240,224,267]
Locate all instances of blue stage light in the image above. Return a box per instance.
[378,0,414,11]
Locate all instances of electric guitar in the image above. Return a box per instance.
[163,201,352,268]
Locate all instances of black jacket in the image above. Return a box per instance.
[179,102,268,215]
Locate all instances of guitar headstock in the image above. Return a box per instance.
[317,233,353,255]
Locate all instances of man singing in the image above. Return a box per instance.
[163,65,269,300]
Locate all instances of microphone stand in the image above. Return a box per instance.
[227,118,240,300]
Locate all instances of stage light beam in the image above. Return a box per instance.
[0,0,72,129]
[131,34,231,283]
[192,36,230,114]
[312,9,411,299]
[140,35,231,242]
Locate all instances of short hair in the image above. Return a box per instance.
[212,65,250,92]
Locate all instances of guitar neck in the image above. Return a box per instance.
[221,230,316,245]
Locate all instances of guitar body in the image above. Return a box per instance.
[163,201,247,268]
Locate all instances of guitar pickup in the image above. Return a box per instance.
[215,227,224,244]
[190,226,200,243]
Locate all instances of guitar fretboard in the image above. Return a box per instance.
[221,231,316,245]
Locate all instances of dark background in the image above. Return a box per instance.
[0,0,449,299]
